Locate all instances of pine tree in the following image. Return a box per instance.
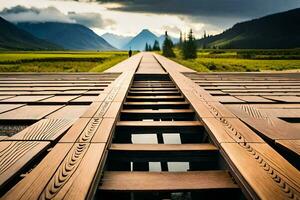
[179,32,183,46]
[162,31,175,57]
[181,29,197,59]
[152,40,160,51]
[145,43,149,51]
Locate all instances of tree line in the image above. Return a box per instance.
[145,40,160,51]
[162,30,197,59]
[143,29,198,59]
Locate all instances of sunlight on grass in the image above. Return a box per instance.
[170,49,300,72]
[0,51,128,72]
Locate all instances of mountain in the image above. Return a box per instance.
[17,22,115,51]
[102,33,133,50]
[124,29,179,51]
[0,17,61,50]
[124,29,158,51]
[196,8,300,49]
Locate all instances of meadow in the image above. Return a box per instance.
[0,51,129,72]
[172,49,300,72]
[0,49,299,72]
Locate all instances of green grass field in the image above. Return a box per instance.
[171,49,300,72]
[0,51,129,72]
[0,49,299,72]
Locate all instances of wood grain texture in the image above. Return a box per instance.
[0,141,50,187]
[99,171,238,191]
[227,104,300,140]
[221,143,300,200]
[9,119,75,141]
[3,143,105,200]
[154,53,300,199]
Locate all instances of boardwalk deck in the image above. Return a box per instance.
[0,52,299,200]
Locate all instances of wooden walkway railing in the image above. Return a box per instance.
[0,52,299,200]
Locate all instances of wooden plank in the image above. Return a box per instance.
[261,108,300,118]
[227,104,300,140]
[122,109,193,113]
[8,118,75,141]
[99,171,238,191]
[0,104,25,114]
[0,96,14,100]
[58,118,90,143]
[71,95,98,103]
[244,104,300,109]
[214,96,245,103]
[124,102,189,106]
[130,88,178,91]
[221,143,300,200]
[276,140,300,156]
[0,105,62,120]
[117,121,202,127]
[110,143,218,151]
[234,96,274,103]
[0,141,50,187]
[128,92,180,96]
[81,101,104,118]
[61,117,116,143]
[1,95,52,102]
[123,102,190,110]
[127,96,183,100]
[120,109,195,120]
[91,118,116,143]
[116,121,203,135]
[2,143,106,200]
[201,117,264,143]
[41,95,79,103]
[45,105,89,119]
[104,102,122,118]
[263,96,300,102]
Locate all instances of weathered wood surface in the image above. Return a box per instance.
[1,54,142,199]
[1,52,300,200]
[0,141,50,188]
[154,53,300,199]
[182,69,300,172]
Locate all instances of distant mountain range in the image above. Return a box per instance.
[0,17,61,50]
[101,33,133,50]
[196,8,300,49]
[17,22,115,51]
[103,29,179,50]
[1,8,299,51]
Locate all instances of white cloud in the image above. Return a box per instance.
[0,6,73,23]
[0,5,115,29]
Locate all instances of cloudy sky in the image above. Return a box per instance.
[0,0,299,38]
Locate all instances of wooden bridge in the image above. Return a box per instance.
[0,52,299,200]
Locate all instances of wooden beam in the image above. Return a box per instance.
[99,171,238,191]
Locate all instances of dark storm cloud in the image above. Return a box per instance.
[98,0,300,18]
